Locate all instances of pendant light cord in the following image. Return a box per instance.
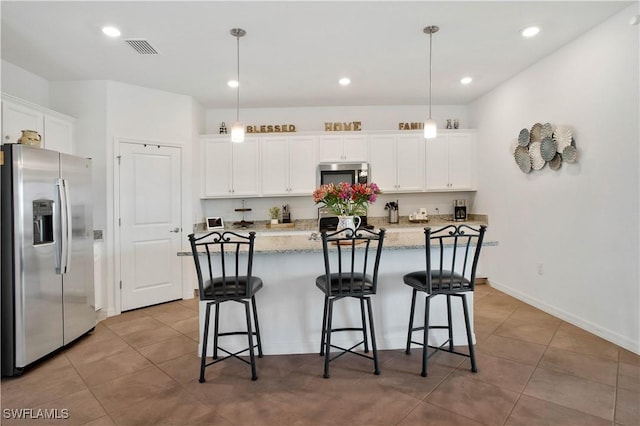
[236,33,240,123]
[428,30,432,119]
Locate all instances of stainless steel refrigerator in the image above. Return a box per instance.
[1,144,95,376]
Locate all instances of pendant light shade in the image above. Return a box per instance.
[230,28,246,143]
[423,25,439,139]
[424,118,437,139]
[231,121,244,143]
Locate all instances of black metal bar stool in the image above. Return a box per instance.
[403,224,486,377]
[188,231,263,382]
[315,227,386,378]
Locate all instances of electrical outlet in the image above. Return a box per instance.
[537,263,544,276]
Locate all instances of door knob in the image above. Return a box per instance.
[170,227,180,233]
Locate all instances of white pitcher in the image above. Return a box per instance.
[337,215,361,231]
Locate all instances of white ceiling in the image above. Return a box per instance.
[0,1,632,109]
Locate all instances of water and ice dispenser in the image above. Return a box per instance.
[33,199,54,245]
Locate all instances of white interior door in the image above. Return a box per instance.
[119,142,182,311]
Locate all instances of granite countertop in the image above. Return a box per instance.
[193,214,487,234]
[181,215,495,255]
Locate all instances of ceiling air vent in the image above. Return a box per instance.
[124,39,158,55]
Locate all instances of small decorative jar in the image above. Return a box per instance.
[18,130,42,147]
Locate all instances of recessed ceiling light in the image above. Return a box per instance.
[102,26,121,38]
[521,26,540,38]
[339,77,351,86]
[227,80,239,88]
[460,77,473,85]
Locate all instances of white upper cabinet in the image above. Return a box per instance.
[44,115,74,154]
[1,100,44,145]
[261,136,317,196]
[1,96,75,154]
[199,130,475,199]
[395,134,426,192]
[368,134,424,192]
[201,136,259,198]
[425,131,476,191]
[318,134,367,162]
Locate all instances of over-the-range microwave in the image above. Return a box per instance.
[317,162,369,187]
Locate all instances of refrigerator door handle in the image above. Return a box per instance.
[55,179,63,273]
[58,178,72,274]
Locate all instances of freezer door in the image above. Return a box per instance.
[7,145,64,369]
[60,153,95,344]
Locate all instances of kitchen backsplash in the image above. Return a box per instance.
[199,191,477,226]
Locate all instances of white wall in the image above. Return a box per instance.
[469,5,639,353]
[50,80,109,311]
[50,80,198,316]
[1,60,49,106]
[205,104,468,133]
[105,81,195,314]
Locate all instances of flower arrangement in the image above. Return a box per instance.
[312,182,381,216]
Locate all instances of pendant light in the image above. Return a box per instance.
[230,28,246,143]
[423,25,439,139]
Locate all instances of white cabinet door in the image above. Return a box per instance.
[425,132,476,191]
[318,135,343,162]
[261,136,317,196]
[425,136,449,190]
[395,134,425,192]
[260,137,289,195]
[44,115,73,153]
[448,133,475,189]
[202,138,232,197]
[369,134,424,193]
[288,136,317,194]
[368,135,397,192]
[342,134,368,162]
[230,138,259,196]
[318,134,367,162]
[1,100,44,145]
[202,137,259,197]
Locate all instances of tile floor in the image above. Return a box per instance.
[1,285,638,425]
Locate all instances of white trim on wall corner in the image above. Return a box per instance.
[488,279,640,356]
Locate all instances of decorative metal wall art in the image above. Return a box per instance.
[512,123,577,173]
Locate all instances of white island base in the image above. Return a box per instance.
[196,243,479,357]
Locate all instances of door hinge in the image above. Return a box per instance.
[117,155,121,165]
[119,218,121,226]
[119,281,122,289]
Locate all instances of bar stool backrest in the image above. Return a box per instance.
[188,231,256,300]
[425,224,487,294]
[320,227,386,296]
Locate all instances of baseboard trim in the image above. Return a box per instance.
[488,279,639,355]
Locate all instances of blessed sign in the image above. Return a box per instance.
[246,124,296,133]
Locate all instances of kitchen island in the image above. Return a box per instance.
[180,216,496,356]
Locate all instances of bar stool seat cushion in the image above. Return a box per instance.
[316,273,374,294]
[403,270,472,292]
[203,276,263,298]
